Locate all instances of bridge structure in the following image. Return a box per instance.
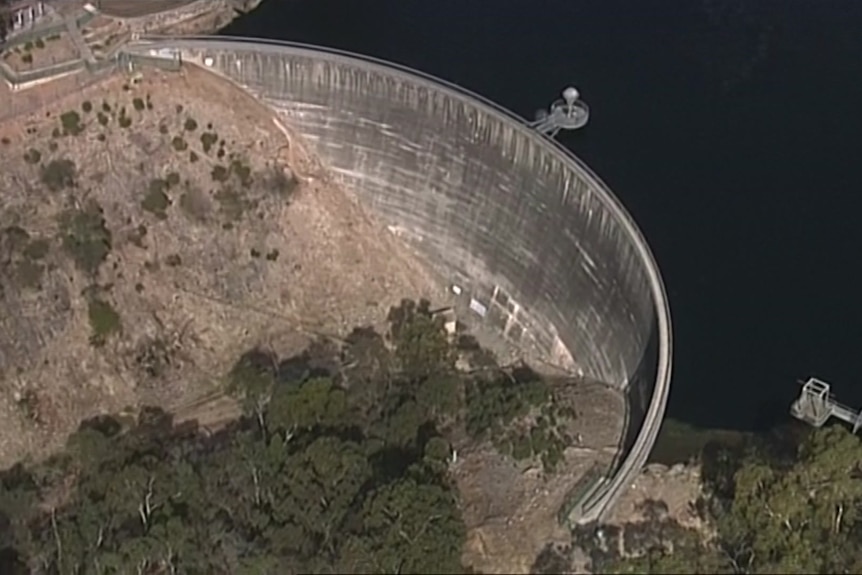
[791,377,862,433]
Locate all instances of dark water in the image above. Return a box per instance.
[222,0,862,432]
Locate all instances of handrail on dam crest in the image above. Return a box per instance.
[133,36,591,138]
[122,35,673,524]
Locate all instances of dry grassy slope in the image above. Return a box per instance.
[554,462,707,574]
[457,381,625,575]
[0,65,445,469]
[603,463,705,529]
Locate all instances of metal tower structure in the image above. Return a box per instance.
[790,377,862,433]
[528,86,590,137]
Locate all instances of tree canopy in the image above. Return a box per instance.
[597,424,862,575]
[0,299,568,574]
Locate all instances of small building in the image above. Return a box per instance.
[3,1,48,34]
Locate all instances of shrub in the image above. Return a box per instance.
[97,112,109,126]
[200,132,218,154]
[166,172,180,187]
[132,98,145,111]
[60,110,84,136]
[88,297,121,347]
[142,179,170,219]
[171,136,187,152]
[40,158,77,191]
[23,148,41,164]
[59,200,112,276]
[230,159,252,187]
[211,165,229,182]
[272,169,299,198]
[21,53,32,64]
[82,101,92,113]
[184,118,198,132]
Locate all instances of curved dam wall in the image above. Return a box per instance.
[121,37,672,522]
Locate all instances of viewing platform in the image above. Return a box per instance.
[790,377,862,433]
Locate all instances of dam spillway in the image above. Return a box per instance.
[120,36,673,524]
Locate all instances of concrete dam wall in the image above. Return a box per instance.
[121,36,673,523]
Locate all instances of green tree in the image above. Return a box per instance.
[351,475,465,574]
[0,300,556,574]
[713,425,862,574]
[608,425,862,575]
[267,376,348,434]
[226,348,278,431]
[59,199,112,276]
[387,298,454,381]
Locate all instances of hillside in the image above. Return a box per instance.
[0,64,445,468]
[0,63,628,573]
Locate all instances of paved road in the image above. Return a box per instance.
[98,0,198,19]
